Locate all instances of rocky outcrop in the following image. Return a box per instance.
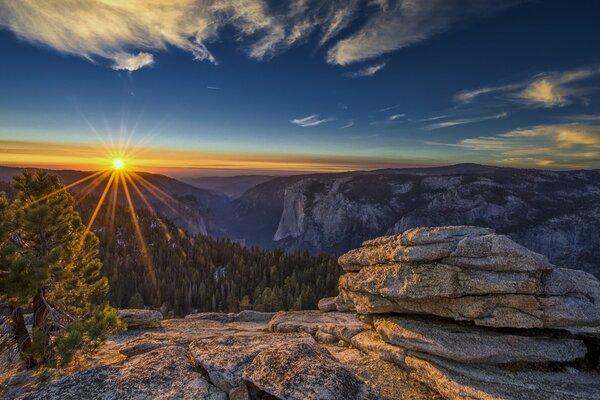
[373,316,587,364]
[268,311,367,343]
[243,342,379,400]
[335,226,600,329]
[301,226,600,400]
[20,345,227,400]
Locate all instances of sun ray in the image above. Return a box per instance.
[74,170,112,206]
[129,171,182,216]
[81,171,117,245]
[125,173,177,243]
[30,169,106,206]
[120,171,160,302]
[105,169,120,243]
[124,172,155,213]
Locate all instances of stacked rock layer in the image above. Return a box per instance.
[298,226,600,400]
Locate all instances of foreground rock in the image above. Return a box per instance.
[21,346,227,400]
[118,309,163,329]
[243,342,379,400]
[268,311,367,343]
[335,226,600,329]
[190,332,314,393]
[315,226,600,400]
[373,316,587,364]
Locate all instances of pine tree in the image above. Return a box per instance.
[0,170,122,368]
[127,292,144,309]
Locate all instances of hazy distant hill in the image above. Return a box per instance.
[181,174,277,198]
[0,166,229,236]
[223,164,600,277]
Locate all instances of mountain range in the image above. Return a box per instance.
[2,163,599,277]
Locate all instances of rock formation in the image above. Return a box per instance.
[308,226,600,399]
[4,226,600,400]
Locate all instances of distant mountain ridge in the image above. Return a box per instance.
[222,164,600,277]
[0,166,228,236]
[3,164,600,277]
[181,174,277,198]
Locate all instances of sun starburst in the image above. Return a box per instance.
[113,159,125,170]
[28,127,182,304]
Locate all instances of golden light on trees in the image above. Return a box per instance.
[25,135,187,304]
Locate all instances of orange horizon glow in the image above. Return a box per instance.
[0,138,439,175]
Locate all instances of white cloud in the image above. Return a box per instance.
[291,114,336,127]
[424,112,508,130]
[345,61,387,77]
[379,104,401,112]
[340,120,354,129]
[207,86,222,90]
[454,84,521,103]
[327,0,518,65]
[388,113,406,121]
[112,52,154,71]
[455,67,600,107]
[419,114,455,122]
[0,0,519,72]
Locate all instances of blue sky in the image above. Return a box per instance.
[0,0,599,175]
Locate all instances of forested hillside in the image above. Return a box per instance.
[0,181,340,316]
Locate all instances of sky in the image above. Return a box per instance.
[0,0,599,176]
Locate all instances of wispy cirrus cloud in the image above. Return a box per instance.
[327,0,520,65]
[291,114,336,127]
[388,113,406,121]
[379,104,401,112]
[340,120,355,129]
[0,0,520,72]
[345,61,387,77]
[455,66,600,107]
[424,112,508,130]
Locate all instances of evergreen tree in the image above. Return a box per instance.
[0,170,122,368]
[127,292,144,309]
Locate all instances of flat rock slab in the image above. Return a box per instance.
[340,263,542,300]
[268,311,368,343]
[190,331,315,392]
[243,342,380,400]
[374,316,587,364]
[328,347,444,400]
[338,226,550,272]
[118,309,163,329]
[337,281,600,329]
[185,310,274,323]
[406,353,600,400]
[19,346,226,400]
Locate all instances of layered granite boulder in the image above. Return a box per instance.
[334,226,600,329]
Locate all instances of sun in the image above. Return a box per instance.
[113,159,125,170]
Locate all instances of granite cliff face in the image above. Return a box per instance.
[227,164,600,277]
